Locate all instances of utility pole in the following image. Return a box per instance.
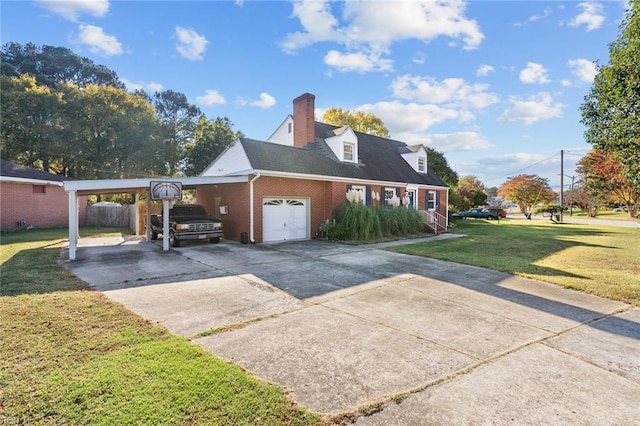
[560,150,564,223]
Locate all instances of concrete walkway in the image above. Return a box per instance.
[62,236,640,424]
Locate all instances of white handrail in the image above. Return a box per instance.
[420,210,447,234]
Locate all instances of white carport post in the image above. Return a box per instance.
[68,190,78,260]
[162,200,170,251]
[146,192,152,241]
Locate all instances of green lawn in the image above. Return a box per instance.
[390,219,640,306]
[0,228,322,425]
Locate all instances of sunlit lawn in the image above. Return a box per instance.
[390,219,640,306]
[0,227,322,425]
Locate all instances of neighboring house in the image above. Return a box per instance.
[0,159,87,231]
[197,93,449,244]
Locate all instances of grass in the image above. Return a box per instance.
[390,219,640,306]
[0,227,322,425]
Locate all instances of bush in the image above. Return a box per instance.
[329,203,424,241]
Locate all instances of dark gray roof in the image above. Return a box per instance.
[0,159,67,182]
[240,122,447,187]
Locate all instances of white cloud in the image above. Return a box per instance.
[498,92,565,125]
[77,24,123,56]
[476,64,495,77]
[250,92,276,109]
[237,93,276,109]
[401,132,494,152]
[122,78,163,93]
[529,7,552,22]
[561,79,572,87]
[569,2,605,31]
[358,101,460,134]
[281,0,483,72]
[36,0,109,22]
[567,58,597,83]
[390,75,499,110]
[519,62,550,84]
[175,26,209,61]
[196,89,226,106]
[324,50,393,73]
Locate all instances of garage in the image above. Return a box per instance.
[262,198,308,242]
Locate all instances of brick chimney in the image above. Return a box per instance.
[292,93,315,148]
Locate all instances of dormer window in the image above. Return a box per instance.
[343,142,355,162]
[418,157,425,172]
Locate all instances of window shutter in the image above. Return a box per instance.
[365,186,371,206]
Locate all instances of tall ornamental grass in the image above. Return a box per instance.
[330,203,424,241]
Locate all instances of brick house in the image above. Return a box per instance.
[197,93,449,243]
[0,159,87,231]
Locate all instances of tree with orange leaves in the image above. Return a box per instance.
[497,174,556,215]
[577,149,638,217]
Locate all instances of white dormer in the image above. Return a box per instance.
[401,144,428,173]
[266,115,294,146]
[325,126,358,163]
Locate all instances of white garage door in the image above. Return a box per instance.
[263,198,308,242]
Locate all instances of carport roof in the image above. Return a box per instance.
[63,175,248,195]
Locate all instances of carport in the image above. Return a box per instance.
[63,176,247,260]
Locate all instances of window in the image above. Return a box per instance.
[427,191,436,211]
[288,122,292,133]
[384,189,395,205]
[418,157,425,172]
[343,143,355,162]
[32,185,46,194]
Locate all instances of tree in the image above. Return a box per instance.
[153,90,202,176]
[183,116,243,176]
[425,147,458,187]
[565,184,608,218]
[1,42,124,89]
[577,148,638,217]
[0,74,65,172]
[497,174,556,214]
[456,175,487,208]
[323,108,389,137]
[580,1,640,192]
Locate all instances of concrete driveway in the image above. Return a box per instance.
[63,236,640,424]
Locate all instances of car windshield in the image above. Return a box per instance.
[173,206,206,216]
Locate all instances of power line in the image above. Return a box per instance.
[483,152,561,183]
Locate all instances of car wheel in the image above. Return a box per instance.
[169,230,180,247]
[209,237,220,244]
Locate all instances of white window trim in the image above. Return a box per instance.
[417,157,425,173]
[427,190,436,211]
[343,142,356,162]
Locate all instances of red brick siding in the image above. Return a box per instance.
[1,182,87,231]
[197,178,449,243]
[196,183,250,242]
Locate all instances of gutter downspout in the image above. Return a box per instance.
[249,172,260,243]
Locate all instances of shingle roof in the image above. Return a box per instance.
[0,159,67,182]
[239,122,447,187]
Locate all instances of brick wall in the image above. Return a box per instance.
[196,178,449,243]
[197,183,250,242]
[1,182,87,231]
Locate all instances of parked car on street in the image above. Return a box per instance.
[452,208,505,220]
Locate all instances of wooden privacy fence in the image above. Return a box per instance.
[86,204,135,229]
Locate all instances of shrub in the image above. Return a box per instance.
[329,203,424,241]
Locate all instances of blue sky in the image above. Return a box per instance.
[1,0,627,190]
